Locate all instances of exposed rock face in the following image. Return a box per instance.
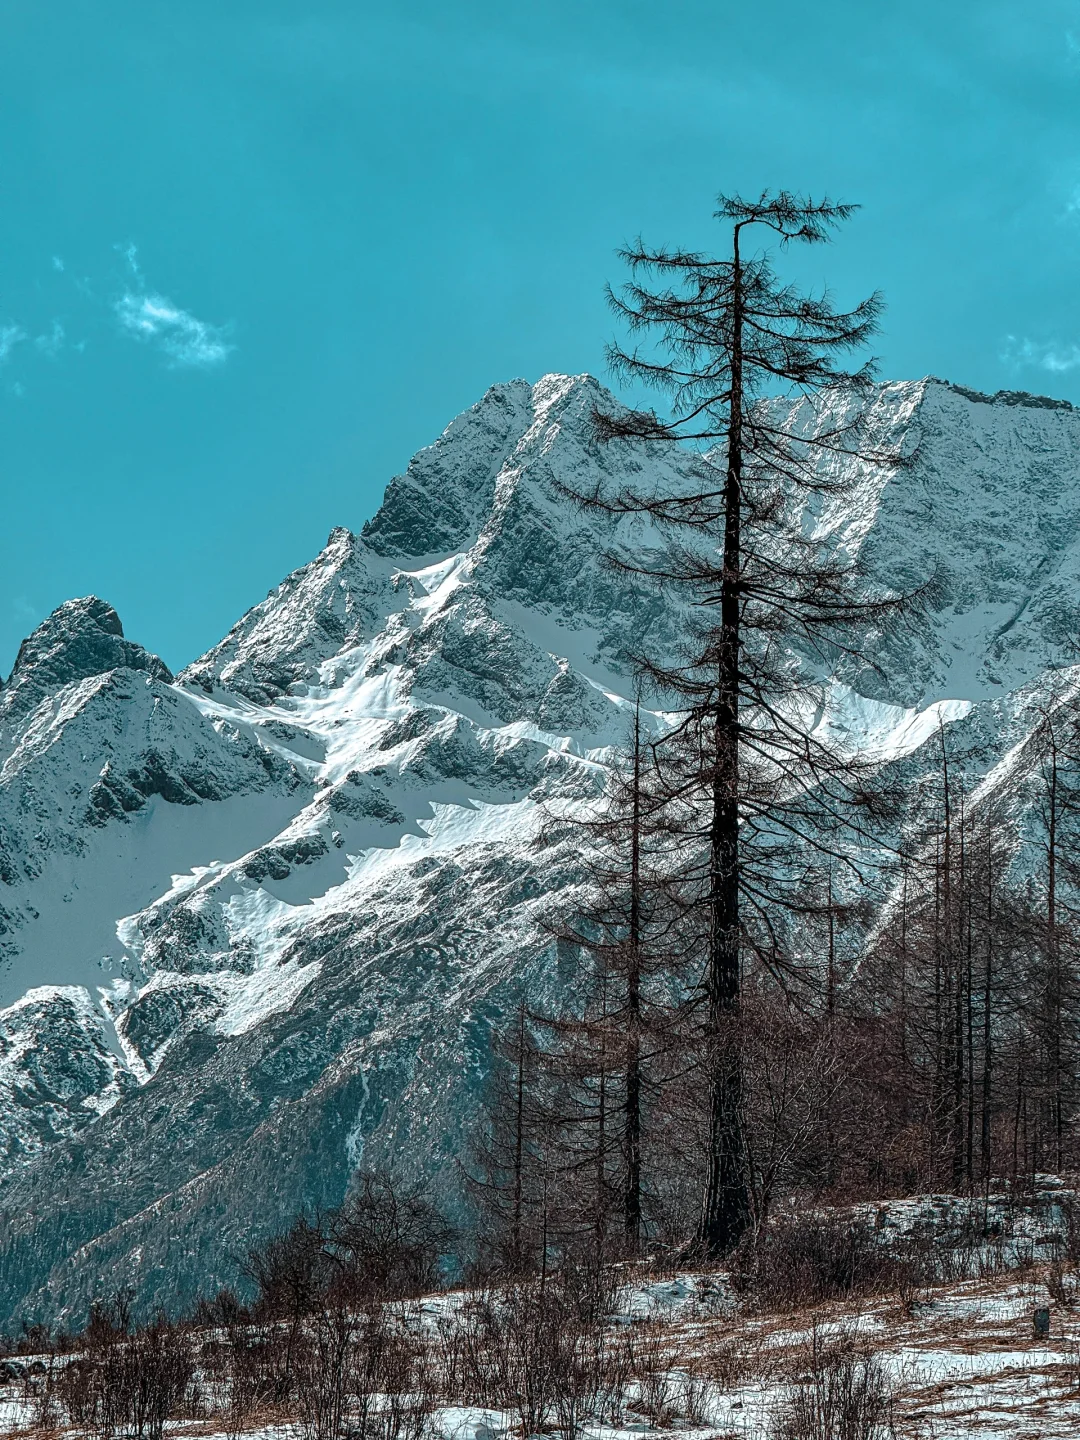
[360,380,538,559]
[183,527,391,706]
[0,986,134,1163]
[2,597,173,722]
[1,372,1079,1327]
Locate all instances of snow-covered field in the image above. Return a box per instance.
[2,1266,1078,1438]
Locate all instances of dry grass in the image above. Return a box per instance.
[6,1256,1080,1439]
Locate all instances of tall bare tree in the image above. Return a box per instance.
[570,191,910,1256]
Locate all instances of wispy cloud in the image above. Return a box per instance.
[34,321,64,358]
[1001,335,1080,374]
[112,241,233,369]
[0,325,26,364]
[115,291,233,369]
[116,240,140,278]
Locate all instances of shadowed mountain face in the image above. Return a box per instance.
[1,372,1079,1328]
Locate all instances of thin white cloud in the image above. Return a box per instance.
[116,241,140,278]
[51,255,65,273]
[1001,335,1080,374]
[0,325,26,363]
[115,291,233,369]
[34,321,64,357]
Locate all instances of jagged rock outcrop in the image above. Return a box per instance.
[1,597,172,723]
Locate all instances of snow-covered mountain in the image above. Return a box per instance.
[1,371,1078,1328]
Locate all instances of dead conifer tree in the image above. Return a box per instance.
[567,191,913,1256]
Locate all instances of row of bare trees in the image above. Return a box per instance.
[469,703,1080,1267]
[849,705,1080,1199]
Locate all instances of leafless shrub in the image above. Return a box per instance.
[975,1236,1008,1279]
[700,1325,775,1391]
[360,1307,429,1440]
[329,1173,453,1303]
[426,1258,620,1434]
[246,1216,330,1322]
[432,1294,503,1407]
[1058,1193,1080,1267]
[24,1353,61,1430]
[673,1359,711,1426]
[295,1303,357,1440]
[190,1287,250,1330]
[383,1319,438,1440]
[57,1304,194,1440]
[127,1318,197,1439]
[881,1240,925,1317]
[289,1299,440,1440]
[1042,1261,1077,1307]
[624,1321,675,1426]
[736,1216,900,1309]
[199,1317,295,1431]
[57,1354,99,1430]
[205,1323,283,1438]
[56,1296,130,1438]
[500,1276,580,1434]
[773,1329,895,1440]
[925,1240,974,1284]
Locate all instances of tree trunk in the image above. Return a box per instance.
[1046,721,1064,1172]
[698,223,749,1257]
[624,704,643,1252]
[981,827,994,1218]
[512,1001,525,1266]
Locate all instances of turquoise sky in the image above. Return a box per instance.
[3,1,1080,674]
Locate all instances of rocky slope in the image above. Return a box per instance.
[0,372,1078,1327]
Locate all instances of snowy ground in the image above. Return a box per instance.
[654,1272,1080,1438]
[3,1264,1079,1439]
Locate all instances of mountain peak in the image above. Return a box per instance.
[359,374,605,563]
[360,379,537,560]
[3,595,173,718]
